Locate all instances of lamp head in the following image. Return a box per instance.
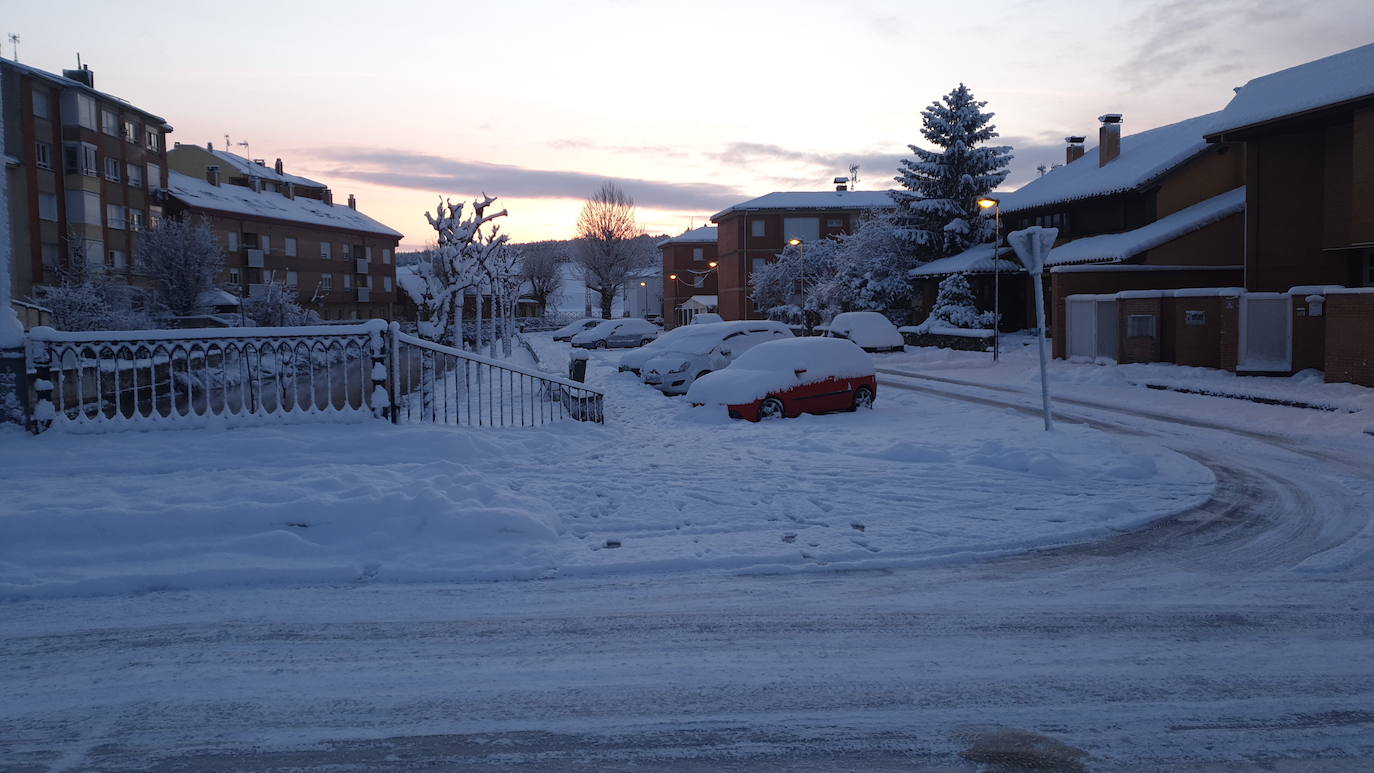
[639,281,647,287]
[707,261,717,268]
[668,274,678,280]
[788,239,802,246]
[977,197,999,210]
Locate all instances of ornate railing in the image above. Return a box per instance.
[23,320,602,433]
[387,324,603,426]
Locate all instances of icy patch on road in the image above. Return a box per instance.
[0,335,1217,599]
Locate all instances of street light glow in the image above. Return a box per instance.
[668,274,678,280]
[788,239,802,246]
[978,197,999,209]
[707,261,717,268]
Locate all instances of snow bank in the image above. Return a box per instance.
[688,337,874,406]
[826,311,904,350]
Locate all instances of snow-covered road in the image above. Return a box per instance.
[2,339,1372,771]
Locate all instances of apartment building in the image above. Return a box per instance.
[165,144,403,320]
[657,225,718,327]
[1,58,171,301]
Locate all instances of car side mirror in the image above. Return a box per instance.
[794,368,807,377]
[719,349,731,356]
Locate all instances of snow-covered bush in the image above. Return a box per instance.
[241,283,322,327]
[31,258,154,331]
[924,272,997,330]
[135,216,226,317]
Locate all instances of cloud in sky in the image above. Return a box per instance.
[306,149,747,211]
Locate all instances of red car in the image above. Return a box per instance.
[686,337,877,421]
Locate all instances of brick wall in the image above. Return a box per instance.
[1325,292,1374,386]
[1290,294,1327,373]
[1117,297,1163,364]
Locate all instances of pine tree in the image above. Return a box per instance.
[926,272,997,330]
[893,83,1013,261]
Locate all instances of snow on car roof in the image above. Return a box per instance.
[1208,42,1374,137]
[827,312,904,348]
[647,321,789,355]
[997,112,1220,214]
[688,337,873,407]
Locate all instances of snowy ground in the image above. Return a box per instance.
[2,335,1373,770]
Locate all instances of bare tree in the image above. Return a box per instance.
[135,216,226,318]
[573,182,650,319]
[416,195,509,348]
[518,244,565,313]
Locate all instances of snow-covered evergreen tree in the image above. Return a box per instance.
[923,272,997,330]
[893,83,1012,261]
[135,216,225,318]
[831,212,913,322]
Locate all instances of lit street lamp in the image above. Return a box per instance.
[788,238,808,332]
[639,280,648,319]
[977,197,1002,361]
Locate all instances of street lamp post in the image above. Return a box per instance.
[788,238,808,332]
[978,197,1002,362]
[638,280,648,319]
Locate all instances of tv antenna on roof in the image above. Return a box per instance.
[237,140,250,159]
[7,33,19,62]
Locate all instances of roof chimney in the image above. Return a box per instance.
[323,188,333,206]
[347,193,356,210]
[1065,136,1086,164]
[274,158,284,175]
[62,63,94,89]
[206,165,221,186]
[285,182,295,200]
[1098,114,1123,167]
[207,141,214,151]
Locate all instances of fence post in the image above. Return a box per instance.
[26,337,54,434]
[387,321,401,424]
[368,320,389,421]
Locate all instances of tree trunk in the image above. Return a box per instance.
[473,292,484,353]
[600,286,614,319]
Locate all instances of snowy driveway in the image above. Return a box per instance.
[2,336,1373,770]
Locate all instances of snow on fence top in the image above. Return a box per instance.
[997,112,1220,214]
[28,319,387,344]
[711,190,896,220]
[1044,187,1245,267]
[657,225,718,246]
[167,172,403,238]
[909,242,1023,278]
[1208,41,1374,137]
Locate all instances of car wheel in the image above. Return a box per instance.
[696,370,711,380]
[759,396,785,420]
[641,338,652,347]
[852,385,875,411]
[596,340,608,349]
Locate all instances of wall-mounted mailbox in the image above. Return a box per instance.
[1306,294,1325,317]
[1185,310,1206,326]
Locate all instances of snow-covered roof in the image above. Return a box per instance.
[678,295,718,310]
[997,112,1219,214]
[199,288,241,307]
[909,242,1023,278]
[395,264,426,306]
[1208,42,1374,137]
[0,59,167,122]
[201,148,324,187]
[167,171,403,238]
[711,191,896,221]
[1044,187,1245,267]
[658,226,718,246]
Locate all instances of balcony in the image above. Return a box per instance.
[357,287,371,303]
[355,258,369,275]
[246,249,265,268]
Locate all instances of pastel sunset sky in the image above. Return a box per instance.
[8,0,1372,248]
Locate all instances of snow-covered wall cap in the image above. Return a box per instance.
[996,112,1220,214]
[167,171,403,238]
[1063,293,1118,301]
[1043,187,1244,267]
[657,225,718,247]
[1115,290,1170,299]
[1322,287,1374,295]
[1287,285,1346,295]
[1051,264,1243,274]
[1170,287,1246,298]
[1208,42,1374,137]
[710,190,896,221]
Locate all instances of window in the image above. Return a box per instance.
[321,273,333,290]
[750,219,765,237]
[65,143,98,175]
[827,218,843,228]
[228,268,241,284]
[128,209,146,231]
[75,239,105,266]
[381,248,391,265]
[360,274,371,289]
[82,144,99,176]
[66,190,102,225]
[341,244,351,258]
[34,142,52,170]
[122,120,137,143]
[101,110,118,136]
[108,249,127,269]
[262,269,275,284]
[104,157,121,182]
[243,232,259,249]
[106,204,126,230]
[363,246,372,261]
[38,192,59,222]
[227,231,239,252]
[286,271,298,287]
[32,90,50,119]
[383,276,393,292]
[127,163,144,188]
[145,162,160,190]
[285,237,297,257]
[693,247,704,261]
[261,235,271,254]
[63,93,96,129]
[782,217,820,243]
[1127,314,1157,338]
[145,126,160,151]
[320,242,332,259]
[343,273,352,290]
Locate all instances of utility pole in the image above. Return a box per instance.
[7,34,19,62]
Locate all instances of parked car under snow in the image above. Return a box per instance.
[571,318,660,349]
[551,318,603,341]
[823,311,905,352]
[640,321,792,395]
[618,322,724,375]
[687,337,876,421]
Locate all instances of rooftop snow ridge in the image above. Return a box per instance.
[1209,42,1374,137]
[167,171,403,238]
[711,190,896,221]
[658,225,718,246]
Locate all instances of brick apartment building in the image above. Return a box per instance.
[165,144,403,320]
[710,191,895,320]
[657,225,717,328]
[1,58,171,303]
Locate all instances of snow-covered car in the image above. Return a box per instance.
[689,313,724,325]
[551,318,603,341]
[687,337,876,421]
[571,318,660,349]
[823,311,905,352]
[641,321,793,395]
[617,322,724,375]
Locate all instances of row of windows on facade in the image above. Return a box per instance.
[31,88,162,150]
[37,190,152,232]
[223,268,394,294]
[223,231,392,264]
[748,217,844,240]
[33,140,161,190]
